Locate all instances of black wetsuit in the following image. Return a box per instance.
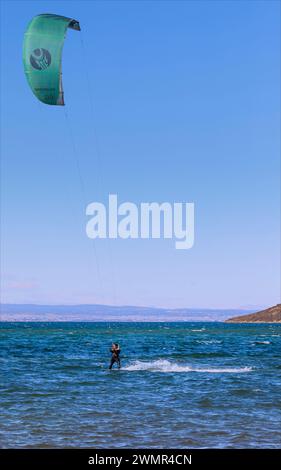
[109,348,121,369]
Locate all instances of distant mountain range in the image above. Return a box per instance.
[226,304,281,323]
[0,304,256,322]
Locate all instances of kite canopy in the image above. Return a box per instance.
[23,13,81,105]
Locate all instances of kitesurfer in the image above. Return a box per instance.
[109,343,121,369]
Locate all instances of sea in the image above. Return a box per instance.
[0,322,280,448]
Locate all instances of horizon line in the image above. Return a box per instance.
[0,302,267,312]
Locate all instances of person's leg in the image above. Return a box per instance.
[109,358,115,369]
[117,358,121,369]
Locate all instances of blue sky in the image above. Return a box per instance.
[1,0,280,309]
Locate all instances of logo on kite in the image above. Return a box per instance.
[30,48,51,71]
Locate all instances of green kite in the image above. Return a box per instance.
[23,13,80,105]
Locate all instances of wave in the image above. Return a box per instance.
[196,340,222,345]
[253,341,271,345]
[123,359,252,374]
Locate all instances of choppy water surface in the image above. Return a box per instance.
[0,322,280,448]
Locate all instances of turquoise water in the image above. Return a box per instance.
[0,322,280,448]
